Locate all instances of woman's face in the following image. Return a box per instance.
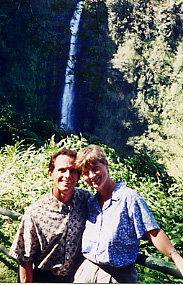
[82,161,109,193]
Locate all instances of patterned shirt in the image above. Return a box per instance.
[82,181,159,267]
[9,188,91,276]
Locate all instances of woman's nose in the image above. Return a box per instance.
[89,170,96,179]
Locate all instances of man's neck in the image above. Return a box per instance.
[52,189,74,206]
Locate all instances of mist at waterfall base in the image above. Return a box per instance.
[60,1,84,131]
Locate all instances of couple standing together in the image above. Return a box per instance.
[9,145,183,283]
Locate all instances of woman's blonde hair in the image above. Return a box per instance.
[75,145,107,171]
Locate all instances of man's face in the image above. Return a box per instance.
[48,154,79,201]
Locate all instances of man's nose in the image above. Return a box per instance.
[64,169,71,178]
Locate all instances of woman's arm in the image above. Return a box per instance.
[146,228,183,276]
[19,261,33,283]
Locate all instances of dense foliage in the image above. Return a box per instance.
[0,100,70,148]
[105,0,183,179]
[0,134,182,283]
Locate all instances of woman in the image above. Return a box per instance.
[74,144,183,283]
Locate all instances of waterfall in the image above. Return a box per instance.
[60,1,84,129]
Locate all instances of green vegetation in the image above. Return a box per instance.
[103,0,183,179]
[0,134,182,283]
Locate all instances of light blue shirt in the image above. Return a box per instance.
[82,181,159,267]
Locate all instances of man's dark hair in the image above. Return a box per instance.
[49,148,77,173]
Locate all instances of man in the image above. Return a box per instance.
[74,144,183,283]
[9,148,90,283]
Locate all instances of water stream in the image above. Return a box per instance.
[60,1,84,129]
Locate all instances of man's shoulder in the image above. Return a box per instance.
[74,187,92,200]
[24,192,51,214]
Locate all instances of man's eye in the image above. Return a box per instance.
[82,171,89,176]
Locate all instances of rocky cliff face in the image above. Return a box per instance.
[73,0,147,153]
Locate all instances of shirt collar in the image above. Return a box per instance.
[49,189,77,212]
[90,180,126,203]
[49,187,83,213]
[111,181,126,200]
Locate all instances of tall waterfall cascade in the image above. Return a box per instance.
[61,1,84,129]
